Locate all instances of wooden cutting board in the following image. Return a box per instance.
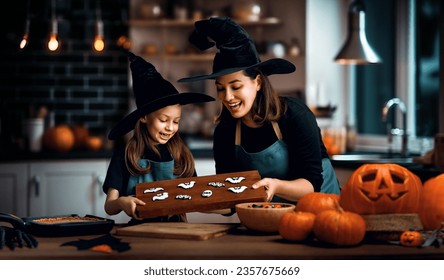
[115,223,234,241]
[135,170,266,218]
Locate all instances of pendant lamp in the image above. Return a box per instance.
[334,0,381,65]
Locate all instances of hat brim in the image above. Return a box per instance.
[177,58,296,83]
[108,93,214,140]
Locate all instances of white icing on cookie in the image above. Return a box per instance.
[175,194,192,200]
[143,187,164,194]
[201,190,213,198]
[208,182,225,188]
[152,192,169,201]
[225,177,246,184]
[228,186,248,193]
[177,181,196,189]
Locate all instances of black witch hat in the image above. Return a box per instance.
[178,17,296,82]
[108,52,215,140]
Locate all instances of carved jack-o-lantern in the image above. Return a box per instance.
[339,164,422,215]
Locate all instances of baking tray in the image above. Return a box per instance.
[0,213,115,237]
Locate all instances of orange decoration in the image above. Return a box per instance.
[42,125,75,152]
[85,136,103,151]
[278,211,316,241]
[296,192,340,215]
[399,230,423,247]
[70,124,89,149]
[339,163,423,215]
[418,173,444,230]
[89,244,113,253]
[313,205,366,246]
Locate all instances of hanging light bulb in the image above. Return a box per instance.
[20,0,31,49]
[47,0,59,52]
[334,0,381,65]
[93,0,105,52]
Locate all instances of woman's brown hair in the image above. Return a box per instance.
[125,118,195,178]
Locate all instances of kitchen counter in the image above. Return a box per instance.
[1,224,443,260]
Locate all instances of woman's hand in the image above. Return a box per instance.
[252,177,315,202]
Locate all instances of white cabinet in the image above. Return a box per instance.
[0,163,28,217]
[28,160,108,217]
[0,160,130,224]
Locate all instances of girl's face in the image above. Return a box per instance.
[215,70,261,120]
[140,104,181,144]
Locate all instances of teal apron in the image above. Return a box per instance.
[127,158,186,222]
[234,121,340,202]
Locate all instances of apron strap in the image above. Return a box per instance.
[235,120,282,145]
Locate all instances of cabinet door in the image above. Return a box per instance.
[28,160,108,217]
[0,163,28,216]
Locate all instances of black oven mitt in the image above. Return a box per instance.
[60,234,130,253]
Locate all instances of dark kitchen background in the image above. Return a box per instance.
[0,0,130,154]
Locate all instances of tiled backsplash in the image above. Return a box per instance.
[0,0,130,151]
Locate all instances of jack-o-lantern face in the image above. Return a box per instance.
[339,164,422,214]
[400,230,423,247]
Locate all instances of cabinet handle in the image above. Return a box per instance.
[33,175,40,196]
[96,175,105,196]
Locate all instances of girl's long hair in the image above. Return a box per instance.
[125,118,195,178]
[216,68,287,125]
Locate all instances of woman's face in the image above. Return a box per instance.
[215,70,261,120]
[140,104,181,144]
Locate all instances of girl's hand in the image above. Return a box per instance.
[119,196,146,220]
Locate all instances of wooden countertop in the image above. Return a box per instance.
[1,225,443,260]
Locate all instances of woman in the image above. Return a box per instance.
[179,17,340,203]
[102,52,214,222]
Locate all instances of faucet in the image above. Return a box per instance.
[381,98,408,157]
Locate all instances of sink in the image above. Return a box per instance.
[331,152,415,164]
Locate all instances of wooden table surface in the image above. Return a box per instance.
[1,224,443,260]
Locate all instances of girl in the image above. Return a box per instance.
[179,17,340,203]
[103,52,214,222]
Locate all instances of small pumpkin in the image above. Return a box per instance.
[278,211,316,241]
[42,125,75,152]
[399,229,423,247]
[313,205,366,246]
[339,163,423,215]
[418,173,444,230]
[71,124,89,149]
[295,192,340,215]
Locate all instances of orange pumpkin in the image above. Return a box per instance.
[339,163,422,214]
[71,124,89,149]
[278,211,316,241]
[296,192,340,215]
[418,173,444,230]
[43,125,75,152]
[399,230,423,247]
[313,205,366,246]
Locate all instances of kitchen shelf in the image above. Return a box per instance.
[129,17,282,28]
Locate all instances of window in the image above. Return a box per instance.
[355,0,440,146]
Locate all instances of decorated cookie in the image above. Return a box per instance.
[177,181,196,189]
[175,194,192,200]
[228,186,248,193]
[152,192,168,201]
[143,187,164,194]
[208,182,225,188]
[225,177,246,184]
[201,190,213,198]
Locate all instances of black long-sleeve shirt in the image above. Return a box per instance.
[213,96,328,192]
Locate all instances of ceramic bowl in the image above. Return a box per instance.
[235,202,296,233]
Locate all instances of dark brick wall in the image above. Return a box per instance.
[0,0,130,151]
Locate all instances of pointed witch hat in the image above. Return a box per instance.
[178,17,296,82]
[108,52,215,140]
